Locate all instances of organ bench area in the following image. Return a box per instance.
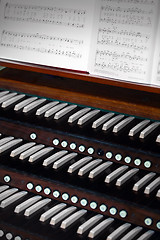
[0,63,159,240]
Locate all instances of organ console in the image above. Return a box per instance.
[0,60,159,240]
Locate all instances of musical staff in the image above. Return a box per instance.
[102,0,156,5]
[94,61,146,75]
[4,3,86,28]
[0,30,83,59]
[100,1,154,27]
[90,0,159,82]
[98,28,150,39]
[97,31,149,51]
[96,50,148,62]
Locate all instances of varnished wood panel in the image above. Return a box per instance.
[0,59,160,93]
[0,68,160,120]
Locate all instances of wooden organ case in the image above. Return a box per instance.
[0,60,159,240]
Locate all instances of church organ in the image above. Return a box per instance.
[0,60,159,240]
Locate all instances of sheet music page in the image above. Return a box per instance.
[0,0,95,71]
[89,0,159,84]
[151,9,160,86]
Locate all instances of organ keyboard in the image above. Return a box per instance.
[0,65,159,240]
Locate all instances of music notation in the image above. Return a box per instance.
[89,0,159,82]
[95,60,146,75]
[97,31,149,52]
[96,50,148,62]
[98,28,150,39]
[0,0,160,85]
[0,0,95,71]
[100,1,155,27]
[103,0,155,4]
[0,30,83,59]
[100,6,153,27]
[4,3,86,28]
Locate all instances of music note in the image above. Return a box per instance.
[4,3,86,29]
[90,0,158,83]
[0,30,83,59]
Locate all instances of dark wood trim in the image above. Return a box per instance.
[0,59,160,94]
[0,68,160,120]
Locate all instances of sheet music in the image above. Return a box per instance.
[151,11,160,86]
[0,0,95,71]
[89,0,159,84]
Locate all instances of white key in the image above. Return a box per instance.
[23,98,46,113]
[77,214,103,235]
[43,150,68,166]
[92,113,115,129]
[29,147,53,163]
[113,117,135,133]
[78,109,100,125]
[156,134,160,143]
[88,218,114,238]
[107,223,131,240]
[19,144,45,160]
[0,185,9,193]
[0,92,17,104]
[102,115,124,131]
[0,188,18,201]
[50,206,77,225]
[68,156,92,174]
[133,172,156,191]
[14,97,38,111]
[78,159,102,176]
[144,177,160,194]
[14,195,42,213]
[24,198,51,216]
[116,168,139,187]
[53,152,78,169]
[136,230,155,240]
[89,162,113,179]
[2,94,25,108]
[45,103,68,118]
[54,105,77,120]
[0,91,9,98]
[156,189,160,198]
[105,166,129,183]
[0,191,28,208]
[61,209,87,229]
[0,139,22,153]
[36,101,59,115]
[40,203,66,222]
[68,107,91,123]
[129,120,150,137]
[0,136,14,147]
[120,226,143,240]
[10,142,36,157]
[139,122,160,139]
